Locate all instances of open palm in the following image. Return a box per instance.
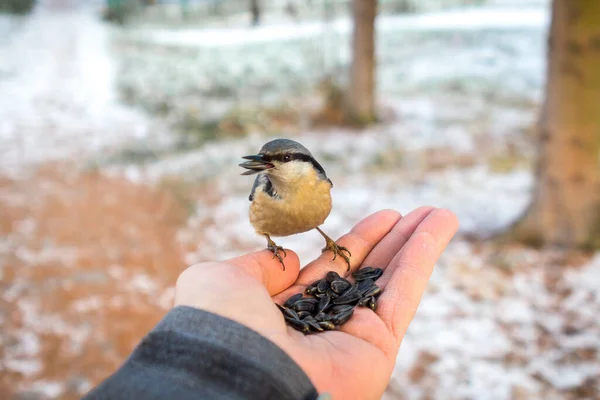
[175,207,459,400]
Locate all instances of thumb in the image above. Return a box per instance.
[226,248,301,295]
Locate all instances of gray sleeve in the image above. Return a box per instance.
[82,306,320,400]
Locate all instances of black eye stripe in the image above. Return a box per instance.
[262,153,326,175]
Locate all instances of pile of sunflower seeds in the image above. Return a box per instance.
[276,267,384,334]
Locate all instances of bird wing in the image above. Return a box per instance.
[249,175,262,201]
[249,174,279,201]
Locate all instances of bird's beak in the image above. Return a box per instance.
[239,154,274,175]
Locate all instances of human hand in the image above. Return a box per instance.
[175,207,459,400]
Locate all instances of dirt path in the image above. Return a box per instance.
[0,6,162,174]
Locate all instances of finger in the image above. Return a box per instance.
[360,206,435,275]
[226,249,301,296]
[298,209,402,284]
[376,208,459,345]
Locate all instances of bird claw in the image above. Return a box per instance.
[266,237,287,270]
[322,241,352,271]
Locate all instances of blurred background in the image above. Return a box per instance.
[1,0,599,399]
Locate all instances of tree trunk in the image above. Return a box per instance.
[250,0,261,26]
[344,0,377,125]
[508,0,600,249]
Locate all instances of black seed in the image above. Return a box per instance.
[283,307,300,320]
[341,284,358,297]
[357,297,371,307]
[306,320,323,332]
[285,317,310,333]
[357,278,376,295]
[371,268,384,281]
[331,279,351,294]
[284,293,303,308]
[304,281,319,295]
[307,279,320,289]
[326,288,339,299]
[303,315,317,323]
[314,292,326,299]
[317,279,329,294]
[332,309,354,325]
[318,321,337,330]
[317,295,331,314]
[326,271,341,283]
[296,311,312,319]
[334,292,362,305]
[358,279,378,297]
[315,312,332,322]
[294,303,314,312]
[363,284,382,298]
[333,285,361,305]
[305,286,318,295]
[331,304,354,314]
[368,296,377,311]
[353,266,375,277]
[276,303,286,312]
[353,267,384,282]
[293,298,318,312]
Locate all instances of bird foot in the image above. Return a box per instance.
[321,238,352,271]
[266,236,287,270]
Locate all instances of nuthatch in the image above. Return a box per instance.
[239,138,351,271]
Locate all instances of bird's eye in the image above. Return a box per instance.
[283,154,291,162]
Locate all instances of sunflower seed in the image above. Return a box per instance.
[296,311,312,319]
[363,284,382,298]
[357,278,376,294]
[326,288,339,299]
[332,309,354,325]
[331,279,351,294]
[319,321,337,330]
[293,298,318,312]
[317,295,331,314]
[371,268,384,281]
[353,267,384,282]
[333,284,361,305]
[331,304,354,314]
[357,297,371,307]
[285,317,310,333]
[282,307,300,320]
[354,266,376,275]
[306,320,324,332]
[284,293,303,308]
[315,312,332,322]
[317,279,329,294]
[368,296,377,311]
[326,271,341,283]
[305,286,318,295]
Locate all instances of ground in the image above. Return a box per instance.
[0,2,599,399]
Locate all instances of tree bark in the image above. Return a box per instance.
[250,0,261,26]
[344,0,377,125]
[508,0,600,249]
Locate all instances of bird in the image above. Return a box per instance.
[239,138,351,271]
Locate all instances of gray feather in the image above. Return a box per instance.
[249,174,279,201]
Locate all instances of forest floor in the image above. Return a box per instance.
[1,3,599,400]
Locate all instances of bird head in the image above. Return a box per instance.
[239,138,329,184]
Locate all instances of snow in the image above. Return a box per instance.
[2,2,600,400]
[0,8,169,174]
[130,7,548,49]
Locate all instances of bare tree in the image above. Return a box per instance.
[250,0,261,26]
[506,0,600,248]
[344,0,378,125]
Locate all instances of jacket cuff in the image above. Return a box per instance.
[85,306,320,400]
